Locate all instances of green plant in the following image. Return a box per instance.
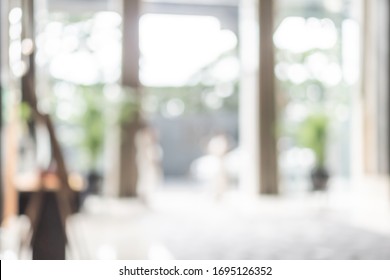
[297,112,329,167]
[19,101,32,122]
[77,86,105,171]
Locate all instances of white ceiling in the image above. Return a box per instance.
[48,0,239,13]
[145,0,238,5]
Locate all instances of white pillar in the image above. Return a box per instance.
[239,0,260,195]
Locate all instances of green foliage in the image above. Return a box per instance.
[77,85,105,170]
[297,113,328,167]
[274,25,346,170]
[73,85,141,170]
[19,101,32,122]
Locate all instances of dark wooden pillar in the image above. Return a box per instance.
[118,0,141,197]
[30,191,67,260]
[122,0,140,89]
[258,0,278,194]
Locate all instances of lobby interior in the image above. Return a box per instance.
[0,0,390,259]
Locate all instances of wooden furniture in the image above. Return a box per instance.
[10,0,76,259]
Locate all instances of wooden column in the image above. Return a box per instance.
[239,0,278,195]
[258,0,278,194]
[119,0,141,197]
[122,0,140,88]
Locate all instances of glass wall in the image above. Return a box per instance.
[275,0,361,193]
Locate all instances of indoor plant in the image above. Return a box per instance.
[297,112,329,191]
[77,86,105,195]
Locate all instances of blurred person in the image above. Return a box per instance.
[207,133,231,200]
[137,126,163,205]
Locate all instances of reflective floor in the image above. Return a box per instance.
[1,179,390,260]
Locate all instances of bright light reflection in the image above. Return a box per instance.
[162,98,185,118]
[342,19,360,85]
[9,8,22,24]
[140,14,237,87]
[287,64,308,84]
[42,13,122,85]
[210,56,240,82]
[50,51,100,85]
[305,52,328,78]
[320,62,342,86]
[274,17,337,53]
